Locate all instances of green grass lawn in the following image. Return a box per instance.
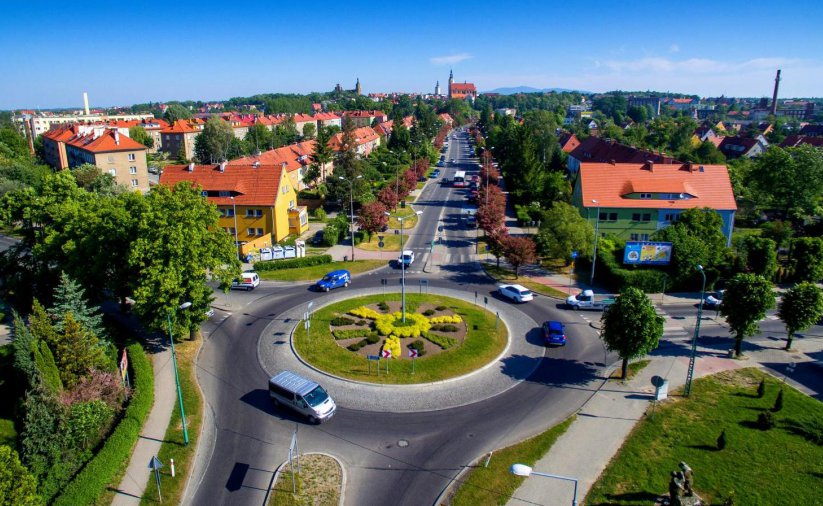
[482,263,569,299]
[586,368,823,505]
[387,207,420,229]
[451,417,575,505]
[357,233,408,252]
[293,294,507,384]
[257,260,386,281]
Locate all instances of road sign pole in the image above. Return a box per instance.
[496,311,499,331]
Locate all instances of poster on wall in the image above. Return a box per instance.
[623,241,673,265]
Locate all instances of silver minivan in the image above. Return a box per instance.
[268,371,336,423]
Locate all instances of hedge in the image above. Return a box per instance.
[332,329,377,340]
[597,244,669,293]
[254,254,332,272]
[53,343,153,506]
[429,315,462,324]
[425,333,457,349]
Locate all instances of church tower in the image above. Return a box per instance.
[355,77,361,95]
[448,69,454,98]
[435,80,441,96]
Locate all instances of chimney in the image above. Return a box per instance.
[252,161,261,168]
[771,69,781,116]
[685,161,694,172]
[114,130,120,145]
[187,162,195,172]
[646,160,654,172]
[83,92,90,115]
[218,161,227,172]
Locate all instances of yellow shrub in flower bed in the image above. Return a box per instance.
[348,306,382,320]
[382,336,402,358]
[374,312,431,338]
[428,315,462,324]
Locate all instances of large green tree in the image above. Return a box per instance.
[162,103,192,124]
[535,202,593,264]
[790,236,823,282]
[194,118,234,163]
[129,182,240,337]
[720,273,775,357]
[778,282,823,351]
[128,126,154,149]
[748,145,823,223]
[601,287,663,379]
[738,236,778,280]
[0,445,42,506]
[47,272,104,337]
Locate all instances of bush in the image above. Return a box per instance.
[429,315,462,324]
[349,306,382,320]
[757,379,766,398]
[332,329,377,340]
[409,339,426,357]
[357,320,367,326]
[312,207,327,222]
[596,244,670,292]
[330,316,355,326]
[382,336,402,358]
[254,254,332,272]
[374,312,431,338]
[772,389,784,412]
[53,344,153,506]
[430,324,458,332]
[365,334,380,345]
[425,333,457,349]
[422,309,435,316]
[377,302,389,312]
[717,429,727,450]
[435,306,447,311]
[347,340,367,351]
[757,411,776,430]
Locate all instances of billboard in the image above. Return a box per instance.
[623,241,672,265]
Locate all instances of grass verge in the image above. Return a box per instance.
[387,207,419,229]
[586,368,823,505]
[293,294,507,384]
[357,233,408,252]
[269,454,342,506]
[609,359,651,381]
[482,263,569,299]
[451,416,575,505]
[257,260,386,281]
[140,339,203,505]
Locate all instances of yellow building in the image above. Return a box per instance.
[160,161,309,255]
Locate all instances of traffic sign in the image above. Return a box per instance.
[148,456,163,470]
[438,226,444,232]
[408,349,419,358]
[571,250,578,259]
[367,355,380,361]
[378,235,384,241]
[378,241,385,248]
[381,349,392,358]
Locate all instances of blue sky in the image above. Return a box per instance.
[3,0,822,109]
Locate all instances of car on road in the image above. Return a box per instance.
[269,371,336,424]
[431,169,441,178]
[398,249,415,269]
[499,284,534,303]
[450,158,456,163]
[316,270,350,292]
[542,321,567,346]
[565,290,614,310]
[230,271,260,291]
[436,161,444,167]
[703,289,725,309]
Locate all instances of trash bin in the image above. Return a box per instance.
[343,255,348,262]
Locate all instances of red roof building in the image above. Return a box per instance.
[328,126,381,156]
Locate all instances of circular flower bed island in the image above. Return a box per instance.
[293,293,508,384]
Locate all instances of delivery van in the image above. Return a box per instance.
[268,371,336,423]
[231,271,260,291]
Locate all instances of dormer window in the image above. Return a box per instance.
[640,193,652,199]
[218,191,231,197]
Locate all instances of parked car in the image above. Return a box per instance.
[230,271,260,291]
[499,284,534,303]
[316,270,351,292]
[398,250,415,269]
[704,289,725,309]
[565,290,614,310]
[542,321,567,346]
[310,230,324,246]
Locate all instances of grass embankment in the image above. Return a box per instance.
[257,260,386,281]
[387,207,420,229]
[586,368,823,505]
[293,294,507,384]
[357,233,408,252]
[268,454,342,506]
[482,263,570,299]
[140,339,203,505]
[451,417,575,505]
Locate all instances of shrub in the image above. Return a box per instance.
[53,344,153,506]
[254,254,332,272]
[772,389,784,412]
[435,306,447,311]
[357,320,367,326]
[429,315,462,324]
[757,379,765,398]
[717,429,727,450]
[374,312,431,338]
[430,324,458,332]
[349,306,382,320]
[312,207,327,222]
[382,336,402,358]
[365,334,380,345]
[425,333,457,349]
[330,316,355,326]
[377,302,389,312]
[422,309,435,316]
[347,340,367,351]
[409,340,426,356]
[332,329,377,340]
[757,411,776,430]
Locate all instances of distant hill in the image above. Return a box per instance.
[482,86,591,95]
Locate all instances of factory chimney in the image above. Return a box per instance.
[770,70,781,116]
[83,92,90,115]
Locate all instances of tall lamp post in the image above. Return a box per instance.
[385,210,422,322]
[166,301,192,445]
[339,175,362,261]
[685,264,707,397]
[230,196,240,262]
[510,464,579,506]
[589,199,600,286]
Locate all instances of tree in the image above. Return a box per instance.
[720,273,775,357]
[356,202,388,238]
[778,282,823,350]
[377,185,399,210]
[163,103,191,124]
[244,123,272,153]
[535,202,594,264]
[129,182,240,337]
[790,237,823,282]
[0,445,42,506]
[19,385,63,487]
[693,140,725,164]
[501,235,537,277]
[194,118,234,163]
[128,126,154,149]
[54,313,106,388]
[47,272,104,337]
[69,164,102,189]
[748,145,823,223]
[739,236,777,279]
[302,122,316,140]
[601,287,664,379]
[302,165,321,188]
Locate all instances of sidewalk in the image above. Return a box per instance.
[506,323,823,506]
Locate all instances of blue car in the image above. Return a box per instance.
[316,270,351,292]
[430,169,441,178]
[542,321,567,346]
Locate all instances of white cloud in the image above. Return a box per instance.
[597,56,802,75]
[669,44,680,53]
[430,53,472,65]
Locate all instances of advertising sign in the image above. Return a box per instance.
[623,241,673,265]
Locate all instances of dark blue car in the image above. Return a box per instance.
[542,321,567,346]
[316,270,351,292]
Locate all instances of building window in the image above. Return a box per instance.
[247,228,256,236]
[632,213,641,221]
[219,191,231,197]
[256,228,264,235]
[289,200,295,208]
[600,212,618,222]
[642,213,651,221]
[256,209,263,217]
[300,213,308,226]
[282,186,288,195]
[630,233,639,241]
[128,153,136,161]
[131,179,138,187]
[664,213,678,222]
[225,208,234,217]
[129,166,137,174]
[640,193,652,199]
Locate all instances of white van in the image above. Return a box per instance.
[268,371,336,423]
[231,271,260,291]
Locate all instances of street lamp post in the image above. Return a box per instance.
[685,264,707,397]
[339,175,362,261]
[385,210,422,323]
[510,464,578,506]
[166,301,192,445]
[589,199,600,286]
[230,196,240,262]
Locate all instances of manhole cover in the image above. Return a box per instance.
[398,440,409,448]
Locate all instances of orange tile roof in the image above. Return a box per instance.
[292,113,315,123]
[313,112,341,121]
[161,120,199,134]
[344,110,386,118]
[66,129,147,153]
[328,127,379,151]
[43,124,81,142]
[374,121,393,136]
[159,163,286,206]
[578,162,736,211]
[451,83,476,92]
[229,140,317,173]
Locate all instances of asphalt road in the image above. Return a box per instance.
[190,130,615,506]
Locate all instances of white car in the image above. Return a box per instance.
[499,284,534,303]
